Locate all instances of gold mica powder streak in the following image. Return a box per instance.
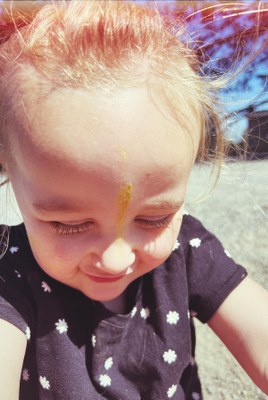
[116,183,133,238]
[120,150,128,160]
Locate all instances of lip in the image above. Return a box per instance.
[86,274,126,283]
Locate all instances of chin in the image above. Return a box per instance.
[81,284,126,303]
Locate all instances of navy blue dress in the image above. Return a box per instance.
[0,215,247,399]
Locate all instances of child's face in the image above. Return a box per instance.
[7,84,200,302]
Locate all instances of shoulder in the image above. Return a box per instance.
[0,223,33,268]
[0,223,37,333]
[179,213,215,245]
[178,213,233,263]
[0,223,34,284]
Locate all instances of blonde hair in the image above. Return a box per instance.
[0,0,225,177]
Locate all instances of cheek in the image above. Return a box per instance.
[27,230,80,271]
[143,230,178,261]
[142,216,183,261]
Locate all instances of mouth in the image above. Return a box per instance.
[82,266,134,283]
[87,274,126,283]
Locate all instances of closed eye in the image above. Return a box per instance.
[49,221,93,235]
[135,214,173,229]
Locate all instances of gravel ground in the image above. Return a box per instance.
[1,160,268,399]
[185,160,268,400]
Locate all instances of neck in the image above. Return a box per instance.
[101,292,126,314]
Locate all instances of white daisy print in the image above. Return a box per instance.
[9,246,19,254]
[167,384,177,398]
[22,368,30,381]
[189,238,201,248]
[41,281,52,293]
[172,240,180,251]
[163,349,177,364]
[91,334,96,347]
[140,307,150,319]
[99,374,111,387]
[104,357,113,370]
[14,270,22,278]
[166,311,180,325]
[55,318,68,334]
[130,306,137,318]
[224,249,232,258]
[25,326,31,341]
[39,376,50,390]
[192,392,200,400]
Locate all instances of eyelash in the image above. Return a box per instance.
[49,215,173,236]
[135,215,172,229]
[49,221,93,235]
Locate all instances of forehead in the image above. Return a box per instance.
[8,81,200,176]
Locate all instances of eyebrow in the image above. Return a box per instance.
[142,200,183,211]
[33,202,85,213]
[33,199,183,214]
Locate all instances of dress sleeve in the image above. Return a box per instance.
[179,215,247,323]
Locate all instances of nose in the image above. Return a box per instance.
[96,238,135,275]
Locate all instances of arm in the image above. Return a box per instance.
[0,319,27,400]
[208,276,268,394]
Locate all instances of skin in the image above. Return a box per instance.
[6,85,199,304]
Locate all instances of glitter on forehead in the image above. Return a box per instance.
[120,149,128,160]
[116,183,133,238]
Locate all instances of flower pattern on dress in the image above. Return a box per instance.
[163,349,177,364]
[25,326,31,340]
[104,357,113,370]
[91,334,96,347]
[99,374,111,387]
[14,270,22,278]
[39,376,50,390]
[192,392,200,400]
[22,368,30,381]
[130,306,137,318]
[189,238,201,248]
[55,318,68,334]
[172,240,180,251]
[9,246,19,254]
[166,310,180,325]
[167,384,177,398]
[41,281,52,293]
[140,307,150,319]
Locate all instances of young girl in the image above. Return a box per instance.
[0,1,267,399]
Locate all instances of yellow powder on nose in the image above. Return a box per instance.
[116,183,133,238]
